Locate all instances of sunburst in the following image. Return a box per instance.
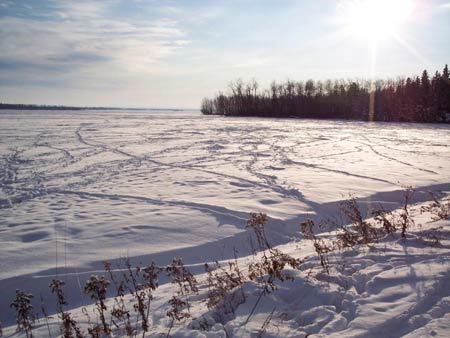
[339,0,414,42]
[336,0,417,120]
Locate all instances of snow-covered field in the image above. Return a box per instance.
[1,110,450,337]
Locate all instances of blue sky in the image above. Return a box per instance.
[0,0,449,108]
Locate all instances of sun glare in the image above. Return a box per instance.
[342,0,414,41]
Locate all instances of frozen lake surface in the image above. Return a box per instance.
[1,110,450,326]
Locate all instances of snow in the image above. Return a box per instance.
[0,110,449,337]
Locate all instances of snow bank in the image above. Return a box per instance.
[1,110,449,337]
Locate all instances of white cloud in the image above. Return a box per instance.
[0,0,190,86]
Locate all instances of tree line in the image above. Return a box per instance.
[0,103,112,110]
[201,65,450,123]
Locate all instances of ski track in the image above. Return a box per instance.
[1,110,450,330]
[353,138,438,175]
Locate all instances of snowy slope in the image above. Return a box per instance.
[1,110,449,336]
[2,198,450,338]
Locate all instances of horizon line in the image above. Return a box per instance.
[0,102,199,111]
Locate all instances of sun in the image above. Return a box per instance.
[340,0,414,42]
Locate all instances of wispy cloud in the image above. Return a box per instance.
[0,0,189,87]
[0,0,448,108]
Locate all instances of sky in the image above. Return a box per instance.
[0,0,449,109]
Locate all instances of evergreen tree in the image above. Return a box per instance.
[199,65,450,124]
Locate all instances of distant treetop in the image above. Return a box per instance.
[201,64,450,123]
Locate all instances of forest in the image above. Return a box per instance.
[201,65,450,123]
